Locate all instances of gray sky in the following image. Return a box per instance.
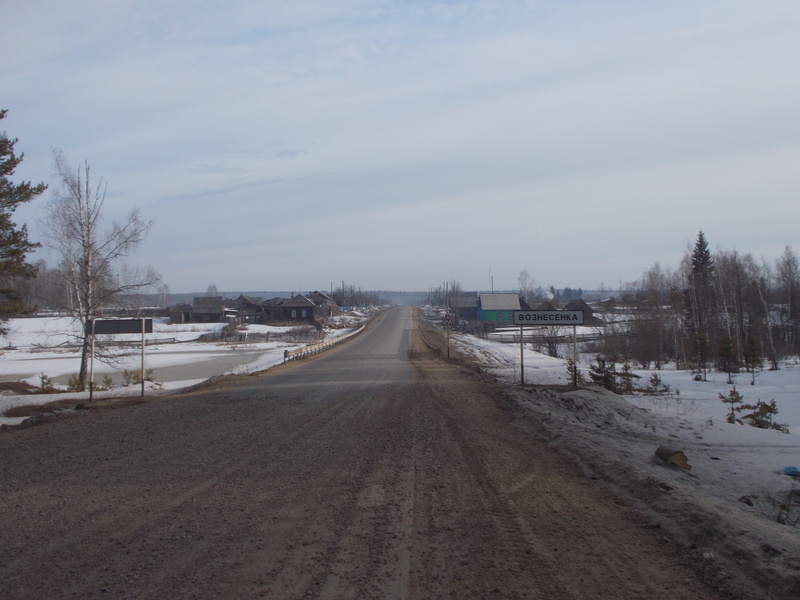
[4,1,799,293]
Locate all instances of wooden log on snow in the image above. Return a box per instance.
[655,446,692,470]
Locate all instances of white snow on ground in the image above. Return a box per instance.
[0,315,368,422]
[446,326,800,593]
[451,326,800,504]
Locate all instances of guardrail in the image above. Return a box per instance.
[417,326,441,355]
[283,326,365,362]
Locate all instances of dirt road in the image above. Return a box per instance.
[0,307,760,598]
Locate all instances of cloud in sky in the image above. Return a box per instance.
[4,1,800,292]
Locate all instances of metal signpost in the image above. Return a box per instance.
[512,311,584,386]
[442,313,454,357]
[86,318,153,401]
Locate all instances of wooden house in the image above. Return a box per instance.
[235,294,268,324]
[477,293,522,325]
[191,296,227,323]
[563,299,602,326]
[305,291,336,317]
[168,303,193,324]
[278,295,318,322]
[448,293,479,320]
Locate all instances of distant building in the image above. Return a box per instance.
[168,303,193,324]
[235,295,268,324]
[563,299,602,326]
[305,291,337,317]
[276,294,318,322]
[191,296,228,323]
[168,290,339,325]
[534,299,557,311]
[477,293,523,325]
[448,293,479,320]
[306,291,332,308]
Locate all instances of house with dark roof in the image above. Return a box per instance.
[235,295,268,323]
[169,289,340,325]
[563,299,602,326]
[534,299,557,311]
[306,291,336,317]
[306,291,332,307]
[168,303,193,324]
[278,294,318,322]
[448,293,479,320]
[191,296,228,323]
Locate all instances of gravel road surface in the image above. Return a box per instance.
[0,306,761,598]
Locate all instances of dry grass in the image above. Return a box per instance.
[0,381,37,395]
[4,398,84,417]
[3,395,147,418]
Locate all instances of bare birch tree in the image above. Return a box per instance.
[776,246,800,354]
[44,151,160,389]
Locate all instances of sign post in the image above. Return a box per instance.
[141,318,147,397]
[90,320,96,402]
[442,313,454,358]
[86,318,153,399]
[512,310,584,387]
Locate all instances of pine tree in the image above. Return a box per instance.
[0,110,47,331]
[717,332,738,384]
[686,230,717,346]
[740,399,777,429]
[690,332,711,381]
[719,387,744,424]
[742,336,762,385]
[589,355,617,392]
[691,230,714,274]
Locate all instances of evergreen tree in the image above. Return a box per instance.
[589,355,617,392]
[0,110,47,331]
[717,332,738,384]
[687,230,716,337]
[691,230,714,275]
[690,331,711,381]
[742,336,762,385]
[618,361,638,394]
[719,387,744,424]
[740,399,779,430]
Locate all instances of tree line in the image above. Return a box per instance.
[332,282,388,308]
[604,231,799,376]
